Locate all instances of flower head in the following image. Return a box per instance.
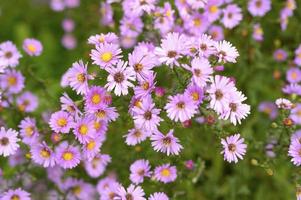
[221,134,247,163]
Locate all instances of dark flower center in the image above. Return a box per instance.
[144,111,152,120]
[176,101,185,109]
[228,13,233,19]
[138,169,145,176]
[4,51,12,59]
[215,89,223,100]
[194,69,201,77]
[200,43,207,51]
[167,51,177,58]
[228,143,236,152]
[114,72,125,83]
[163,137,172,145]
[229,103,237,112]
[255,0,262,7]
[134,130,142,137]
[0,137,9,146]
[126,194,133,200]
[134,63,143,72]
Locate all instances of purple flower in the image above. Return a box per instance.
[31,141,56,167]
[0,69,25,94]
[100,2,114,26]
[129,159,151,184]
[154,163,177,183]
[90,43,122,69]
[55,141,81,169]
[73,116,96,144]
[124,127,151,146]
[85,86,107,111]
[151,129,183,156]
[222,4,242,29]
[294,44,301,66]
[60,93,82,118]
[0,127,20,157]
[275,98,293,110]
[289,139,301,166]
[132,97,162,131]
[105,60,136,96]
[18,117,39,145]
[61,33,77,50]
[87,105,119,123]
[282,83,301,96]
[115,184,146,200]
[49,111,73,134]
[62,18,75,32]
[248,0,271,17]
[0,41,22,69]
[16,91,39,112]
[185,84,204,105]
[149,192,169,200]
[215,40,239,63]
[165,93,198,122]
[88,32,118,46]
[273,49,287,62]
[1,188,30,200]
[23,38,43,56]
[134,72,156,98]
[120,16,144,37]
[221,134,247,163]
[84,154,111,178]
[258,101,278,119]
[82,138,103,161]
[286,68,301,83]
[290,104,301,124]
[252,23,264,42]
[204,0,222,22]
[208,25,224,41]
[184,13,209,36]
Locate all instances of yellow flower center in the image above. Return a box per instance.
[72,186,81,195]
[40,149,50,158]
[92,94,101,104]
[11,195,20,200]
[101,52,113,62]
[191,92,199,101]
[255,27,263,35]
[99,36,105,43]
[27,44,36,53]
[134,100,142,108]
[86,141,96,150]
[7,76,17,86]
[209,5,218,13]
[62,151,73,161]
[94,121,101,131]
[142,82,149,90]
[298,53,301,59]
[291,72,298,80]
[96,110,106,119]
[79,124,88,135]
[193,18,201,27]
[77,73,85,83]
[160,168,171,177]
[25,126,34,136]
[57,118,67,127]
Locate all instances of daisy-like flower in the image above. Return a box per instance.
[88,105,119,122]
[49,111,73,134]
[132,97,162,131]
[55,141,81,169]
[183,57,213,88]
[204,0,222,22]
[196,34,217,57]
[207,75,237,114]
[164,93,198,122]
[0,41,22,69]
[0,188,31,200]
[16,91,39,112]
[105,60,135,96]
[248,0,271,17]
[149,192,169,200]
[282,83,301,96]
[186,0,208,9]
[275,98,293,110]
[73,116,96,144]
[184,84,204,105]
[258,101,278,119]
[84,154,111,178]
[134,72,156,98]
[294,45,301,66]
[18,117,39,145]
[151,129,183,156]
[0,127,20,157]
[115,184,146,200]
[222,4,243,29]
[60,93,82,118]
[88,32,119,46]
[273,49,287,62]
[124,127,151,146]
[30,141,56,167]
[287,68,301,83]
[90,43,122,69]
[85,86,107,111]
[0,69,25,94]
[155,32,187,67]
[215,40,239,63]
[66,60,93,95]
[154,163,177,183]
[252,23,264,42]
[23,38,43,56]
[290,104,301,124]
[208,25,224,41]
[64,178,96,200]
[129,159,152,184]
[288,139,301,166]
[221,134,247,163]
[82,138,103,161]
[220,91,250,125]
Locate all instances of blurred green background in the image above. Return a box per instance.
[1,0,301,199]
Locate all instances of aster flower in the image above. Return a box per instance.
[273,49,287,62]
[184,13,209,36]
[62,33,77,50]
[221,134,247,163]
[84,154,111,178]
[290,104,301,124]
[97,176,119,196]
[155,32,187,67]
[0,127,20,157]
[248,0,271,17]
[120,16,144,37]
[0,188,31,200]
[16,91,39,112]
[204,0,222,22]
[82,138,103,161]
[282,83,301,95]
[31,141,56,167]
[0,69,25,94]
[165,93,198,122]
[132,97,162,131]
[55,141,81,169]
[151,129,183,156]
[154,163,177,183]
[88,105,119,123]
[208,25,224,41]
[105,60,135,96]
[252,23,264,42]
[23,38,43,56]
[129,159,151,184]
[196,34,217,57]
[85,86,107,111]
[220,91,251,125]
[66,60,93,95]
[184,84,204,105]
[149,192,169,200]
[134,73,156,98]
[62,18,75,32]
[287,68,301,83]
[289,139,301,166]
[215,40,239,63]
[90,43,122,69]
[294,45,301,66]
[115,184,146,200]
[258,101,278,119]
[186,0,207,9]
[183,57,213,88]
[60,93,82,118]
[222,4,243,29]
[49,111,73,134]
[18,117,39,145]
[64,178,96,200]
[124,127,151,146]
[73,116,96,144]
[88,32,119,46]
[207,75,237,114]
[275,98,293,109]
[0,41,22,69]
